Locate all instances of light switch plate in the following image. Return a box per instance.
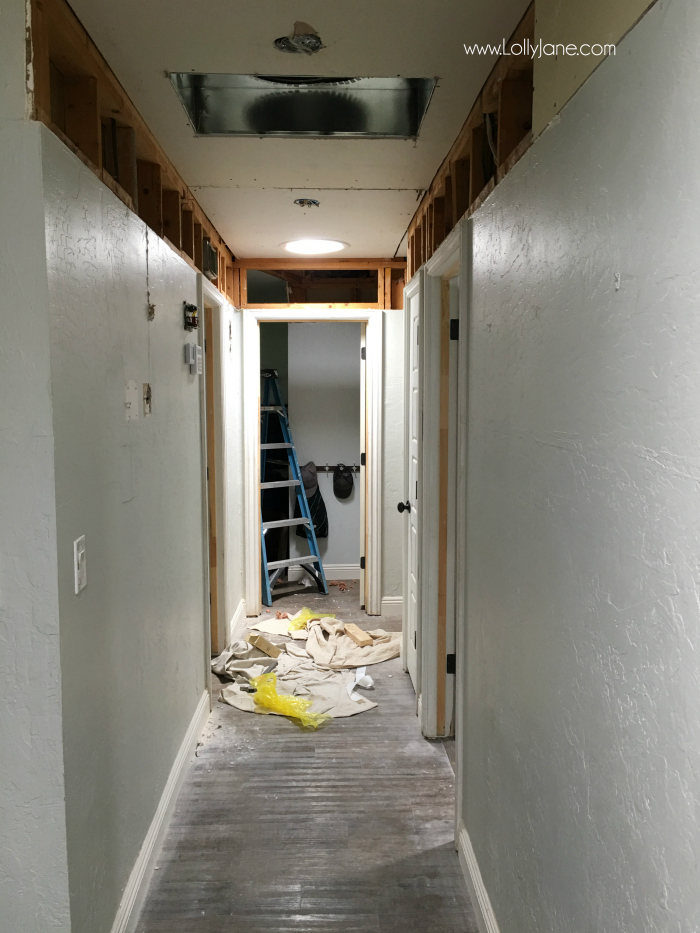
[74,535,87,594]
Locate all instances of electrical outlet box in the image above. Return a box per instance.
[74,536,87,594]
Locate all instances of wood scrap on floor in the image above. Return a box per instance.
[246,633,282,658]
[344,622,374,648]
[328,580,351,591]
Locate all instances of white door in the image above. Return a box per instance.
[403,277,422,690]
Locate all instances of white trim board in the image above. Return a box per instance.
[288,563,360,582]
[110,691,210,933]
[228,598,247,644]
[457,822,501,933]
[242,308,384,616]
[419,225,463,738]
[381,596,403,617]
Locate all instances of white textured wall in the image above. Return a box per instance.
[463,1,700,930]
[42,128,207,933]
[0,120,72,933]
[288,323,361,568]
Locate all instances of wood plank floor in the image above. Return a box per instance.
[136,589,477,932]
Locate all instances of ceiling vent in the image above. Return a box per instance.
[170,74,436,139]
[274,21,323,55]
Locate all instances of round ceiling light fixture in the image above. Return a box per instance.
[284,238,347,255]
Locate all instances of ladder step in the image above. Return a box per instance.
[263,518,309,530]
[261,406,286,413]
[261,479,300,489]
[261,442,293,449]
[267,556,319,570]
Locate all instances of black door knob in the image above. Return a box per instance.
[397,500,411,513]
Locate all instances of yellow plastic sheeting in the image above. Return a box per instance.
[287,607,335,632]
[250,672,331,730]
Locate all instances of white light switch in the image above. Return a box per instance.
[74,536,87,594]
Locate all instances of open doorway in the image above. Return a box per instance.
[242,308,383,617]
[259,321,365,611]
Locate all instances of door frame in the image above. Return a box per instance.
[242,308,383,617]
[402,270,423,691]
[200,276,234,657]
[452,219,471,841]
[421,223,464,737]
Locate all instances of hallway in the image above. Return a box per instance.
[136,593,475,932]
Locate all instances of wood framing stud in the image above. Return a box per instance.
[406,2,535,278]
[162,189,182,250]
[498,70,534,166]
[64,76,100,167]
[194,222,203,271]
[181,208,194,260]
[137,161,162,236]
[115,126,137,207]
[30,0,236,297]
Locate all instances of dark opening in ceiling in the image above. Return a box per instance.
[170,74,436,138]
[247,269,379,304]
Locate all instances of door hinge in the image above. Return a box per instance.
[361,346,366,360]
[360,452,366,466]
[446,653,456,674]
[414,631,417,649]
[360,556,365,570]
[207,466,209,480]
[450,319,459,340]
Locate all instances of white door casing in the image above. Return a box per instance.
[359,324,367,606]
[242,308,383,617]
[421,223,462,738]
[453,218,472,840]
[402,272,423,690]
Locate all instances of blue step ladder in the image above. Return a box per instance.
[260,369,328,607]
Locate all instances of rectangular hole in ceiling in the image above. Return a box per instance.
[247,269,378,304]
[170,74,436,138]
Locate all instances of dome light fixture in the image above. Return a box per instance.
[284,238,347,255]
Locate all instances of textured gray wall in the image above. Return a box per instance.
[0,121,72,933]
[463,0,700,929]
[288,323,362,568]
[42,128,207,933]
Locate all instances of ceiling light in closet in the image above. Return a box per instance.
[284,239,347,255]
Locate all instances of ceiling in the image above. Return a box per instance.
[69,0,529,258]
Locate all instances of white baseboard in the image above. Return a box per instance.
[110,690,210,933]
[288,562,360,582]
[380,596,403,617]
[228,597,247,644]
[457,822,501,933]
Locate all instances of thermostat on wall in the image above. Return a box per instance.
[184,343,203,375]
